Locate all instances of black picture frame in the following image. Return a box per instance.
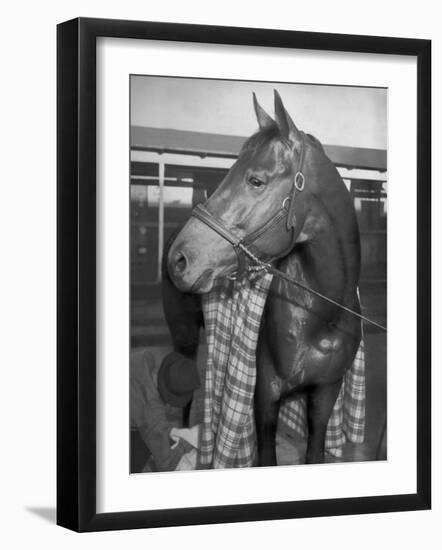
[57,17,431,532]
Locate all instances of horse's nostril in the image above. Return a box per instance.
[174,251,187,274]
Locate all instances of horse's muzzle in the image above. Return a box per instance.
[168,244,215,293]
[167,213,239,293]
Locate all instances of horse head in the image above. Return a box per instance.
[168,90,331,293]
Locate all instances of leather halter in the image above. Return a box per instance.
[191,132,307,278]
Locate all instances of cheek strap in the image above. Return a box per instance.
[286,134,306,231]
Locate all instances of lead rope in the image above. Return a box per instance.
[237,242,387,332]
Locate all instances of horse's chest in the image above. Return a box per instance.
[263,256,314,382]
[260,254,359,392]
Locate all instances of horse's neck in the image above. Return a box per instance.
[289,193,360,307]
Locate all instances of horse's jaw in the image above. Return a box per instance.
[189,269,216,294]
[167,265,214,294]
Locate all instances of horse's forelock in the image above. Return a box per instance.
[241,125,289,156]
[240,128,326,177]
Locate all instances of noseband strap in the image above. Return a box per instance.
[191,204,248,277]
[192,204,242,248]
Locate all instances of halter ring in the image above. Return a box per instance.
[294,171,305,191]
[282,196,291,210]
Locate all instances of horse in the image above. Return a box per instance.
[163,90,361,466]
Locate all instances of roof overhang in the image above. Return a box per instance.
[131,126,387,172]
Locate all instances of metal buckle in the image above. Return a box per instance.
[282,196,291,210]
[294,171,305,191]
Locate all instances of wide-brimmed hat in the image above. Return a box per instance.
[157,352,200,408]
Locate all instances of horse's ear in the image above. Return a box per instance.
[274,90,302,150]
[253,92,274,129]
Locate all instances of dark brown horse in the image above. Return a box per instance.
[164,90,361,465]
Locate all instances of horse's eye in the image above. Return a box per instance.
[248,175,264,188]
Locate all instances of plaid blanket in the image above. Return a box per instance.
[200,274,365,468]
[199,273,273,468]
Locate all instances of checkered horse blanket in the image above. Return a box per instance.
[199,273,365,469]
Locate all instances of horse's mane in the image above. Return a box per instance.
[305,133,325,153]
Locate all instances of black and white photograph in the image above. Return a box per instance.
[129,76,387,474]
